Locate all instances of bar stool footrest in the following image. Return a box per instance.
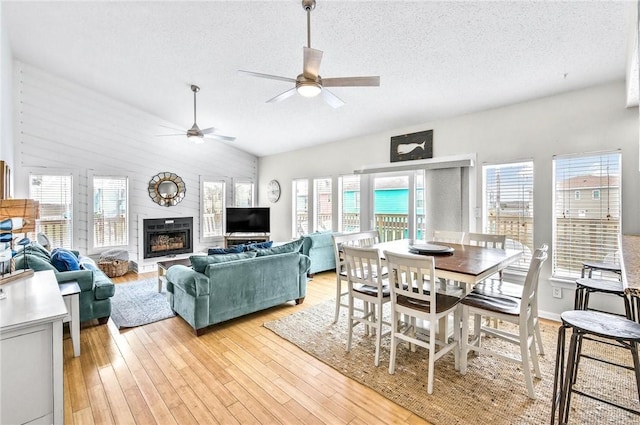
[579,352,636,371]
[571,388,640,416]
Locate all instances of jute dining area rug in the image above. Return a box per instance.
[264,298,639,425]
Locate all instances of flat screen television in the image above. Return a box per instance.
[226,207,270,233]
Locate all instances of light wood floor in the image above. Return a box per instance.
[64,270,433,425]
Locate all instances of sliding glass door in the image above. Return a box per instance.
[371,171,424,242]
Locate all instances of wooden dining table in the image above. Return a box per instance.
[373,239,523,292]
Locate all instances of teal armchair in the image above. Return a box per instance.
[14,244,115,324]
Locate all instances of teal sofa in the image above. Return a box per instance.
[14,243,115,324]
[166,248,310,336]
[301,231,340,276]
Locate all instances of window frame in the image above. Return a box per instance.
[338,174,361,233]
[233,178,254,207]
[201,176,227,242]
[292,179,309,237]
[28,169,77,250]
[90,172,129,252]
[552,151,622,280]
[482,160,535,271]
[313,177,332,232]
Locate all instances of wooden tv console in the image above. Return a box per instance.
[224,233,270,248]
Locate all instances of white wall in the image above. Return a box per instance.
[13,62,258,267]
[258,81,640,318]
[0,5,14,169]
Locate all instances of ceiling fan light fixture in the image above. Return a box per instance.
[189,135,205,144]
[297,82,322,97]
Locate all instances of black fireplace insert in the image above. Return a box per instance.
[143,217,193,259]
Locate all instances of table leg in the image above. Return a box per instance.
[157,266,164,293]
[70,293,80,357]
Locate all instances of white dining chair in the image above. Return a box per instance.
[343,245,390,367]
[331,230,381,323]
[385,250,462,394]
[432,230,465,245]
[466,232,506,249]
[459,244,548,399]
[432,230,466,292]
[471,238,546,356]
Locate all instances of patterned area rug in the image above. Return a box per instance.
[264,298,638,425]
[110,278,175,329]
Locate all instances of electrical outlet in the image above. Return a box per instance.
[552,287,562,299]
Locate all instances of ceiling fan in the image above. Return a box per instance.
[238,0,380,108]
[158,85,235,144]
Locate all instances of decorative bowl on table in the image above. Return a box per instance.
[408,243,455,255]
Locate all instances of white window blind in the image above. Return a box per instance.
[482,161,534,270]
[552,151,621,279]
[29,173,73,249]
[314,177,332,232]
[93,176,128,248]
[339,175,360,232]
[234,180,254,207]
[203,180,225,238]
[293,179,308,237]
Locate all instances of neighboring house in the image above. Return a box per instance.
[555,175,620,220]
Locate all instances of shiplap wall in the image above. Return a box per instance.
[13,61,257,268]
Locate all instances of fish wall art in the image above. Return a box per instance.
[390,130,433,163]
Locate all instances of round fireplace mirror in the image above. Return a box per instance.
[148,172,186,207]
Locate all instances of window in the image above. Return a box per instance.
[202,179,225,238]
[93,176,128,248]
[313,177,332,232]
[339,175,360,232]
[592,189,601,200]
[482,161,534,270]
[553,151,621,279]
[234,180,253,207]
[292,179,309,237]
[574,190,581,200]
[374,174,409,242]
[29,173,73,249]
[415,172,425,240]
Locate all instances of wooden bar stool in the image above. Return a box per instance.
[551,310,640,424]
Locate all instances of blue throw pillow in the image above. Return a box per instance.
[50,248,81,272]
[208,244,244,255]
[244,240,273,251]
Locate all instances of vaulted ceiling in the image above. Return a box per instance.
[3,1,636,157]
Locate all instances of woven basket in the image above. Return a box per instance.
[98,260,129,277]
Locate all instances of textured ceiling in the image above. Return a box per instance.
[2,1,636,157]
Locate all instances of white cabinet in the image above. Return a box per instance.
[0,270,67,424]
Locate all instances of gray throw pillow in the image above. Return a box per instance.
[190,251,257,273]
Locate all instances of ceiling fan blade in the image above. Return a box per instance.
[158,124,186,132]
[322,76,380,87]
[238,70,296,83]
[303,47,323,79]
[266,87,298,104]
[204,133,236,142]
[201,127,226,135]
[321,89,345,109]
